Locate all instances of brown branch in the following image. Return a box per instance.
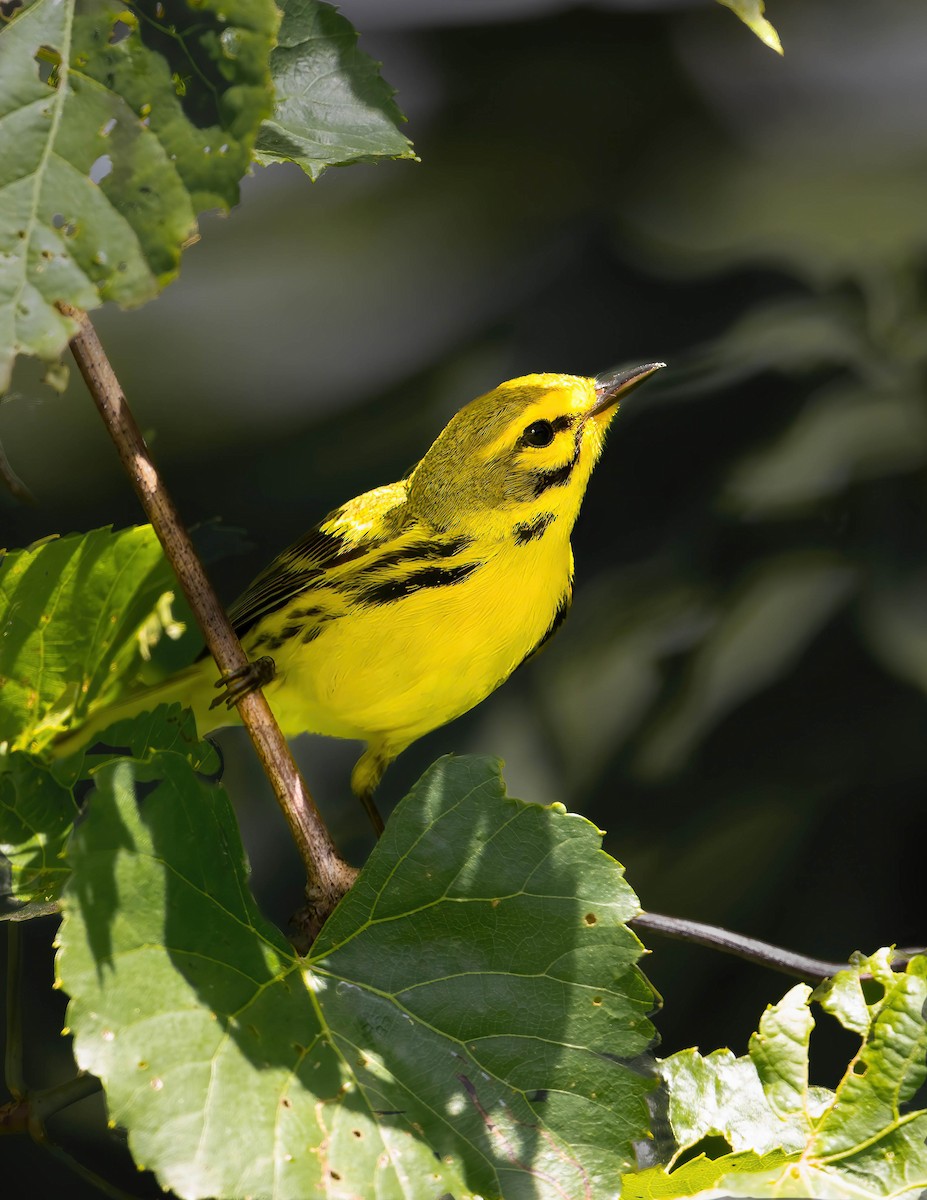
[61,305,356,944]
[631,910,925,983]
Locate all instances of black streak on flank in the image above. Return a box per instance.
[514,513,555,544]
[518,591,572,667]
[532,458,576,497]
[360,562,478,605]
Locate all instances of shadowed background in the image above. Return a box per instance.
[3,0,926,1192]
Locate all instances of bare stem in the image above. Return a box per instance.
[4,923,24,1097]
[632,911,923,983]
[31,1072,102,1123]
[62,305,356,939]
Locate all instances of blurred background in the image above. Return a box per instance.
[3,0,927,1191]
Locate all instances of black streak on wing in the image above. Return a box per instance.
[371,536,472,573]
[514,513,555,544]
[230,525,379,640]
[359,562,478,606]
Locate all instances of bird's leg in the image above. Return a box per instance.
[351,745,392,837]
[210,655,277,711]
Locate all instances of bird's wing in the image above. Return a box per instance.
[228,482,409,638]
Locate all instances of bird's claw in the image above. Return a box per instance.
[210,656,276,710]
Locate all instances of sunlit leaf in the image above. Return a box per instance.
[0,751,76,907]
[622,952,927,1199]
[0,0,277,389]
[0,525,177,749]
[58,750,657,1199]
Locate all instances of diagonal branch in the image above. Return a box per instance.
[61,305,356,943]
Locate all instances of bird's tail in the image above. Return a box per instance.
[53,657,226,759]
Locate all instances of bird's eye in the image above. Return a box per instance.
[522,420,555,448]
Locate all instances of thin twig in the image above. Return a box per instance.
[631,911,924,983]
[62,305,356,941]
[0,433,34,503]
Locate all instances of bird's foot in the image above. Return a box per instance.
[210,656,276,710]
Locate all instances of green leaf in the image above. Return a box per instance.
[0,524,178,750]
[747,983,814,1121]
[0,751,77,907]
[716,0,783,55]
[0,705,215,918]
[0,0,278,390]
[57,749,657,1199]
[622,954,927,1199]
[254,0,416,180]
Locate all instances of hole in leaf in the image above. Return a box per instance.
[852,1060,868,1075]
[89,154,113,184]
[861,977,884,1006]
[109,15,133,43]
[1,1,25,19]
[591,995,602,1006]
[675,1136,734,1167]
[584,912,597,926]
[352,1129,362,1138]
[34,45,61,88]
[100,117,117,137]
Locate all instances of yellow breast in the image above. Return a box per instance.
[262,530,573,752]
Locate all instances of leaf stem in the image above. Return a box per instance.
[4,923,24,1097]
[30,1071,102,1123]
[61,305,357,940]
[631,911,922,983]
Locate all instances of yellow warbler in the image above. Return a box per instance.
[64,364,663,830]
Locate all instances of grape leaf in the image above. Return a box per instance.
[622,953,927,1199]
[0,0,277,390]
[0,524,179,750]
[254,0,415,180]
[716,0,782,54]
[0,705,215,917]
[57,749,657,1199]
[0,751,77,908]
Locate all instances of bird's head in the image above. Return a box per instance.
[408,363,664,538]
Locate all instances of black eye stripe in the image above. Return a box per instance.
[549,415,574,433]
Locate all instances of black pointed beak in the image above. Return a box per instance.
[590,362,665,419]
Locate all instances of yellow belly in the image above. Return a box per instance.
[257,534,572,752]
